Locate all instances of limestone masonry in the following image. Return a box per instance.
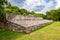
[5,13,53,33]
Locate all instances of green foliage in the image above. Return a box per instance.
[46,8,60,21]
[33,13,45,18]
[5,6,37,16]
[5,6,29,15]
[0,0,8,22]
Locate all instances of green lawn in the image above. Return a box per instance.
[0,22,60,40]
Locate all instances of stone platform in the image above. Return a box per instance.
[5,13,53,33]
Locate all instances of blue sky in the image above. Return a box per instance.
[8,0,60,13]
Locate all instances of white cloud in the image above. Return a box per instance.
[22,0,56,13]
[23,0,42,11]
[56,0,60,9]
[40,1,55,13]
[8,0,58,13]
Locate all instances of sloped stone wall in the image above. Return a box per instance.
[5,20,52,33]
[5,21,26,32]
[24,22,52,33]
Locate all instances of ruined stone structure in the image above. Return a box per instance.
[5,13,53,33]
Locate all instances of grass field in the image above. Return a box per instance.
[0,22,60,40]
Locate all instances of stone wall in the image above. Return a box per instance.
[5,20,52,33]
[3,13,53,33]
[0,22,5,29]
[6,13,43,21]
[5,20,26,32]
[6,13,17,20]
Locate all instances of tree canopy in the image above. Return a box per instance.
[46,8,60,21]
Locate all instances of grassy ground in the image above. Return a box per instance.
[0,22,60,40]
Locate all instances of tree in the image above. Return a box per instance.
[0,0,8,22]
[46,8,60,21]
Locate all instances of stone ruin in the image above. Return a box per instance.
[5,13,53,33]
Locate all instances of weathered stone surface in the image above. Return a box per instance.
[4,13,53,33]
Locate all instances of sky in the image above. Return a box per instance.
[8,0,60,13]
